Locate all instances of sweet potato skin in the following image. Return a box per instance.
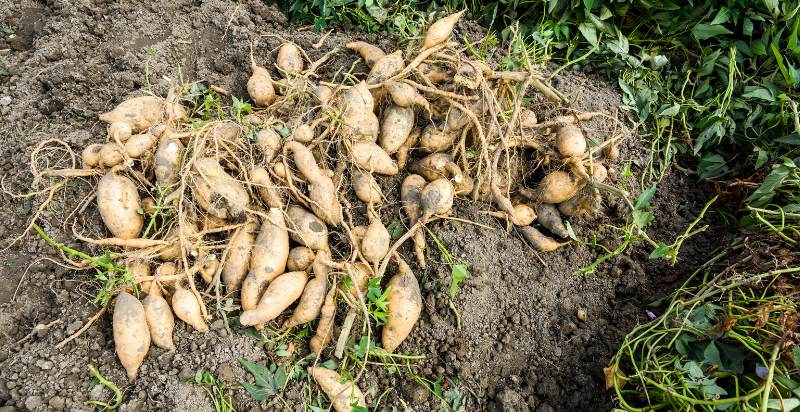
[97,172,143,240]
[113,292,151,381]
[382,258,422,352]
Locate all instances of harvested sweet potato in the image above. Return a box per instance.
[292,124,314,143]
[309,366,367,412]
[222,221,258,292]
[511,204,537,226]
[312,84,333,105]
[410,153,472,195]
[99,96,164,139]
[250,166,285,209]
[520,109,538,128]
[97,172,143,240]
[99,144,124,168]
[604,144,619,160]
[340,262,371,304]
[248,208,290,286]
[349,141,399,175]
[171,282,208,332]
[519,226,561,252]
[255,128,281,162]
[113,292,150,381]
[124,133,158,158]
[418,63,451,83]
[556,124,587,157]
[239,271,308,326]
[129,260,152,295]
[396,128,420,170]
[193,158,250,220]
[361,216,390,265]
[366,50,404,84]
[248,62,276,107]
[287,205,329,251]
[283,250,331,329]
[558,189,598,216]
[384,81,429,111]
[422,10,465,51]
[419,125,456,153]
[537,170,584,204]
[402,174,428,268]
[382,257,422,352]
[142,282,175,351]
[284,141,342,225]
[346,41,385,68]
[154,135,183,187]
[535,203,568,238]
[421,178,454,218]
[82,144,103,169]
[287,246,315,272]
[277,43,304,75]
[309,286,336,354]
[352,169,383,205]
[591,162,608,183]
[339,81,379,141]
[379,104,414,154]
[199,256,219,284]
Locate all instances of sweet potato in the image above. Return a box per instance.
[99,96,164,138]
[248,63,277,107]
[193,158,250,220]
[340,262,371,304]
[113,292,150,381]
[287,246,315,272]
[419,125,456,153]
[171,282,208,332]
[396,128,420,170]
[287,205,329,251]
[99,144,124,168]
[422,10,465,51]
[366,50,404,84]
[199,256,219,284]
[210,122,241,143]
[154,135,183,187]
[309,286,336,354]
[292,124,314,143]
[520,109,538,128]
[346,41,386,68]
[418,63,451,83]
[361,216,390,265]
[379,104,415,154]
[248,208,290,286]
[277,43,304,75]
[384,81,429,110]
[239,271,308,326]
[97,172,143,240]
[339,81,379,141]
[255,128,282,163]
[410,153,472,195]
[349,141,398,175]
[421,178,454,218]
[558,190,597,216]
[313,84,334,105]
[604,144,619,160]
[285,141,342,225]
[222,221,258,292]
[250,166,285,209]
[511,204,537,226]
[82,144,103,169]
[108,122,133,143]
[283,250,331,329]
[519,226,561,252]
[382,258,422,352]
[537,170,584,204]
[240,274,263,316]
[535,203,568,238]
[142,282,175,351]
[556,124,587,157]
[124,133,158,158]
[401,174,427,267]
[591,162,608,183]
[351,169,383,205]
[308,367,367,412]
[129,260,152,295]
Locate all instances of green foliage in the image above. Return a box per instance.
[85,365,123,411]
[239,359,290,401]
[366,276,391,325]
[192,370,235,412]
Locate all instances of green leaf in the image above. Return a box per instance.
[697,154,729,180]
[583,0,594,10]
[776,133,800,145]
[634,186,657,210]
[632,210,654,229]
[578,22,598,47]
[564,221,577,241]
[240,381,272,401]
[692,24,733,40]
[767,399,800,410]
[320,359,337,370]
[239,359,273,388]
[386,220,405,240]
[194,369,203,384]
[710,7,731,25]
[649,243,671,259]
[450,264,468,299]
[793,346,800,369]
[657,103,680,117]
[741,86,774,101]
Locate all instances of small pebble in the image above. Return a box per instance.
[576,308,588,322]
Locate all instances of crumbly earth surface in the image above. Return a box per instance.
[0,1,722,411]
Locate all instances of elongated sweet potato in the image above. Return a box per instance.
[338,81,379,141]
[379,105,415,154]
[346,41,385,68]
[382,258,422,352]
[419,125,456,153]
[396,128,421,170]
[309,367,367,412]
[410,153,472,194]
[250,166,285,209]
[142,282,175,351]
[193,158,250,220]
[535,203,568,238]
[99,96,164,139]
[284,141,342,225]
[519,226,561,252]
[154,135,183,187]
[401,174,427,267]
[366,50,403,85]
[422,10,465,51]
[309,286,336,354]
[248,208,290,287]
[352,169,383,205]
[222,221,258,292]
[421,178,454,218]
[239,271,308,326]
[349,141,399,175]
[287,205,329,251]
[283,250,330,329]
[97,172,143,240]
[287,246,315,272]
[277,43,304,75]
[124,133,158,158]
[171,282,208,332]
[113,292,150,381]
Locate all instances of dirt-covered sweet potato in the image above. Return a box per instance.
[366,50,404,84]
[535,203,568,238]
[99,96,164,139]
[349,141,399,175]
[537,170,584,204]
[283,250,331,329]
[222,221,258,292]
[277,43,304,75]
[193,158,250,220]
[287,246,315,272]
[361,216,390,265]
[410,153,472,195]
[401,174,427,267]
[113,292,150,381]
[292,124,314,143]
[99,143,124,168]
[97,171,143,240]
[199,256,219,284]
[313,84,333,105]
[379,105,415,154]
[248,208,290,286]
[287,205,329,251]
[239,271,308,326]
[124,133,158,158]
[346,41,386,68]
[419,125,456,153]
[154,135,183,187]
[250,166,285,209]
[142,282,175,351]
[558,189,598,217]
[421,178,454,218]
[422,10,465,51]
[384,81,429,110]
[396,128,420,170]
[255,127,281,162]
[352,169,383,205]
[248,61,276,107]
[382,258,422,352]
[129,260,152,295]
[171,282,208,332]
[309,287,336,354]
[308,366,367,412]
[82,144,103,169]
[556,124,587,158]
[510,204,537,227]
[284,141,342,225]
[519,226,561,252]
[338,81,379,141]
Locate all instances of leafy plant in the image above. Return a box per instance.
[239,359,289,401]
[192,370,235,412]
[366,276,391,325]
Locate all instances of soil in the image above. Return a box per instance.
[0,1,724,411]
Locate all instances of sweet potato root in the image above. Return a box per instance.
[239,271,308,326]
[113,292,150,381]
[97,172,143,240]
[382,257,422,352]
[309,366,367,412]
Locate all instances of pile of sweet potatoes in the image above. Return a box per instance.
[59,11,620,409]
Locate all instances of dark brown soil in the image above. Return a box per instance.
[0,1,724,411]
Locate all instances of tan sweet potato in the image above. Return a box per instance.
[277,43,304,75]
[379,104,415,154]
[346,41,386,68]
[556,124,587,157]
[367,50,404,84]
[222,221,258,292]
[535,203,568,238]
[418,63,452,83]
[255,128,282,162]
[292,124,314,143]
[340,262,371,304]
[124,133,158,158]
[384,81,429,111]
[313,84,334,105]
[239,271,308,326]
[171,282,208,332]
[283,250,331,329]
[285,141,342,225]
[349,141,399,175]
[250,166,285,209]
[248,63,277,107]
[82,144,103,169]
[248,208,290,287]
[419,125,456,153]
[604,144,619,160]
[421,178,454,218]
[558,189,597,216]
[511,204,537,226]
[129,260,152,295]
[287,205,329,251]
[361,216,390,265]
[308,367,367,412]
[113,292,150,381]
[154,135,183,187]
[519,226,561,252]
[99,143,124,168]
[97,172,143,240]
[240,273,263,316]
[401,174,427,267]
[99,96,164,138]
[142,282,175,351]
[108,122,133,143]
[309,286,336,354]
[352,169,383,205]
[520,109,538,128]
[591,162,608,183]
[422,10,465,50]
[199,256,219,284]
[382,258,422,352]
[287,246,315,272]
[339,81,379,141]
[193,158,250,220]
[396,128,421,169]
[537,170,584,204]
[409,153,472,195]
